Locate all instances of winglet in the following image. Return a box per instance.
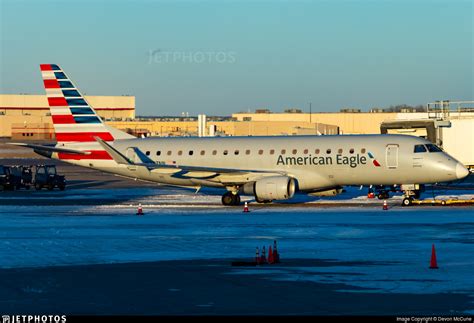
[93,137,132,165]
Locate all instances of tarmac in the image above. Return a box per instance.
[1,141,474,315]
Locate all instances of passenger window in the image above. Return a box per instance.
[245,150,250,155]
[223,150,228,155]
[414,145,427,153]
[292,149,297,155]
[167,151,172,156]
[426,144,442,152]
[200,150,205,155]
[234,150,239,155]
[269,149,275,155]
[178,151,183,156]
[146,151,150,156]
[156,151,161,156]
[258,150,263,155]
[361,148,366,154]
[303,149,308,154]
[189,151,193,155]
[326,149,331,154]
[212,150,217,155]
[315,149,320,154]
[281,149,286,155]
[338,149,343,154]
[349,148,354,154]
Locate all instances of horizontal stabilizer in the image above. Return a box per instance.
[7,143,91,155]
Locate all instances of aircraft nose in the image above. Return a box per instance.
[456,163,469,179]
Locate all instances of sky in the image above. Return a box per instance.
[0,0,472,116]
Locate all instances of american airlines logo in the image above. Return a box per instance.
[276,152,381,168]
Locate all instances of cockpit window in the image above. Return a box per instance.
[414,144,427,153]
[426,144,442,152]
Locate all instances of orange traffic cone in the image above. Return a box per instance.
[255,247,260,265]
[273,240,280,263]
[136,203,144,215]
[243,201,250,213]
[260,246,267,264]
[383,200,388,210]
[268,246,274,264]
[429,244,439,269]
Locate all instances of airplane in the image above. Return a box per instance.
[11,64,470,206]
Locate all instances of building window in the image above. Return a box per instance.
[245,150,251,155]
[212,150,217,155]
[223,150,228,155]
[189,151,194,155]
[156,151,161,156]
[178,151,183,156]
[234,150,239,155]
[146,151,150,156]
[281,149,286,155]
[269,149,275,155]
[303,149,308,154]
[361,148,366,154]
[326,149,331,154]
[200,150,205,155]
[258,149,263,155]
[315,149,320,154]
[167,151,172,156]
[349,148,354,154]
[338,149,343,154]
[292,149,297,155]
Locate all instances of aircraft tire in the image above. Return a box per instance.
[222,192,235,206]
[402,198,412,207]
[232,194,241,206]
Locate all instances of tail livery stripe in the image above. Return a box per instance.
[55,132,114,142]
[40,64,114,143]
[58,150,113,160]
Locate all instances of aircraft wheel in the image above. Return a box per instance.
[441,200,447,206]
[59,184,65,191]
[222,192,235,206]
[232,194,241,206]
[402,197,412,207]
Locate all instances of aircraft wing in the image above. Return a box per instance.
[94,137,285,185]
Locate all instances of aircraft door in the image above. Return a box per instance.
[385,144,399,169]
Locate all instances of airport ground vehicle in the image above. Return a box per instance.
[9,166,33,190]
[0,165,16,191]
[34,165,66,191]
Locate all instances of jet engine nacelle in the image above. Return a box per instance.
[242,176,296,201]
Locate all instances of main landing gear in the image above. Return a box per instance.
[222,191,241,206]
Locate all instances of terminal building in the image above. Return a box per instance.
[1,94,472,169]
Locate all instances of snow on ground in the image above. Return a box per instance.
[0,196,473,298]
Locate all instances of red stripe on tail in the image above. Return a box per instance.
[52,115,75,124]
[40,64,53,71]
[55,132,114,142]
[48,97,68,106]
[44,79,60,88]
[58,150,112,160]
